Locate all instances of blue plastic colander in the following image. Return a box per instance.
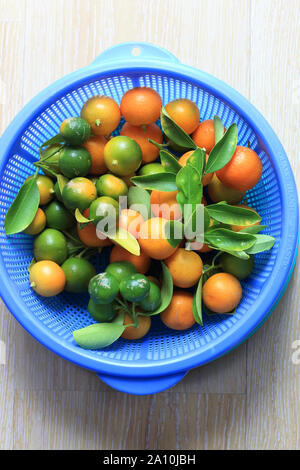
[0,43,298,394]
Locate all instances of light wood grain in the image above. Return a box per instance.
[0,0,26,449]
[14,390,245,450]
[246,0,300,449]
[0,0,299,450]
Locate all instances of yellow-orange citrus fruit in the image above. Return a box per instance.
[165,248,203,288]
[160,291,195,330]
[138,217,178,260]
[202,272,242,313]
[217,146,263,191]
[29,260,66,297]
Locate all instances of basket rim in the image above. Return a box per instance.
[0,56,298,378]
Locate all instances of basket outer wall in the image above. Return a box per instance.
[0,43,298,394]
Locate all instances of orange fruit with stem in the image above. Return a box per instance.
[81,96,121,136]
[120,122,163,163]
[160,291,195,330]
[29,260,66,297]
[120,87,162,126]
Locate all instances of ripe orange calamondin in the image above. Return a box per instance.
[5,84,274,351]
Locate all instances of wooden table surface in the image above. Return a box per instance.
[0,0,299,450]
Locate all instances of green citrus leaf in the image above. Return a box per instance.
[57,174,69,196]
[40,134,65,150]
[218,249,250,260]
[107,227,140,256]
[240,225,267,234]
[184,204,205,242]
[148,138,169,151]
[206,203,261,225]
[131,172,177,192]
[176,165,203,208]
[245,234,275,254]
[144,262,173,316]
[73,321,125,350]
[204,207,211,231]
[205,123,238,173]
[160,150,181,174]
[5,176,40,235]
[75,208,94,226]
[214,115,225,145]
[205,228,256,252]
[28,258,36,274]
[193,275,203,325]
[164,220,184,248]
[160,106,196,149]
[186,147,206,177]
[127,186,151,219]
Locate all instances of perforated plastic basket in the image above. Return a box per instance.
[0,43,298,394]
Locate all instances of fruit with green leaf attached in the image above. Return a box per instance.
[202,272,242,313]
[165,98,200,134]
[24,208,46,235]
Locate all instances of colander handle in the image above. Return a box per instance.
[97,370,187,394]
[91,42,180,66]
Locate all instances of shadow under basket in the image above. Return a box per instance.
[0,42,298,394]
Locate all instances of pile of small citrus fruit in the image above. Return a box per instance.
[5,87,275,350]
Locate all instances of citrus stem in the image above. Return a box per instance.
[95,119,101,127]
[76,247,89,259]
[115,298,139,328]
[115,298,132,315]
[211,251,222,267]
[132,302,138,328]
[30,282,36,288]
[62,231,83,244]
[39,145,64,162]
[203,263,222,275]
